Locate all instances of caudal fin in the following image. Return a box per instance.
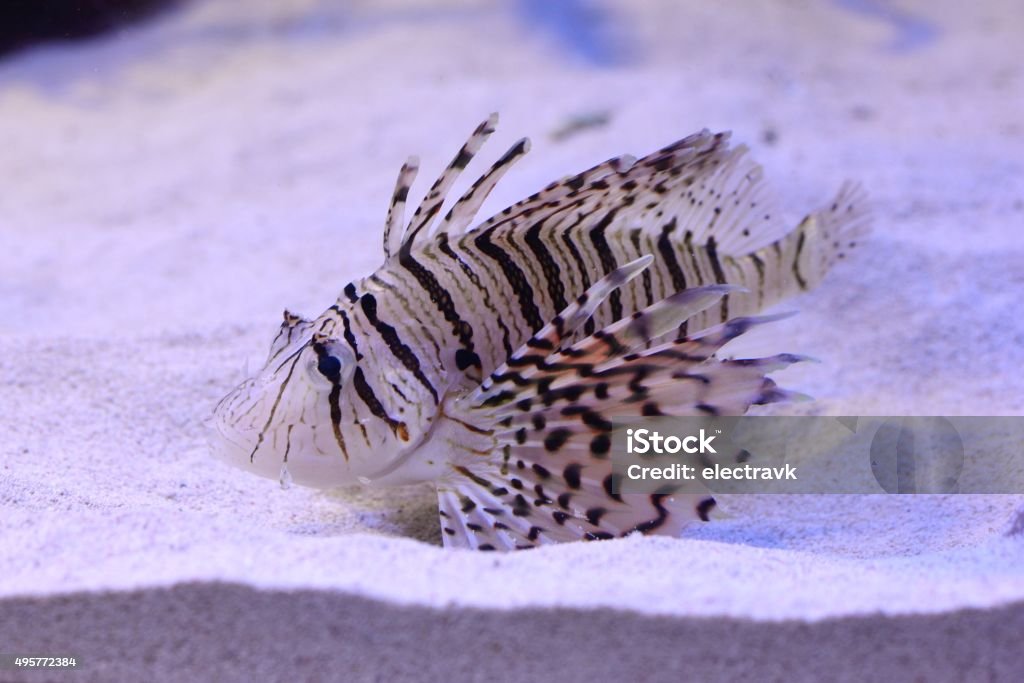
[793,181,872,291]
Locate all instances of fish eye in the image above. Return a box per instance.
[308,337,354,390]
[317,353,342,382]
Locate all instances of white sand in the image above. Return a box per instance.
[1,1,1023,681]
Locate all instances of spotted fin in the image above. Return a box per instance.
[393,114,499,256]
[383,157,420,260]
[437,261,805,550]
[789,180,872,290]
[390,119,790,258]
[436,136,531,240]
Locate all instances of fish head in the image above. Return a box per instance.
[211,306,422,488]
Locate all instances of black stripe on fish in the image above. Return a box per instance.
[588,209,621,320]
[560,214,595,335]
[360,293,439,403]
[658,218,690,334]
[524,219,569,312]
[338,309,363,360]
[749,252,766,307]
[705,236,730,320]
[312,340,352,460]
[629,228,655,307]
[792,230,809,290]
[328,384,349,460]
[657,218,687,293]
[353,367,407,438]
[399,250,476,361]
[438,232,514,359]
[474,227,545,331]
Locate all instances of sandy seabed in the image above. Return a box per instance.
[1,1,1023,681]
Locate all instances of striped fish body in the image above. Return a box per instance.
[212,115,869,549]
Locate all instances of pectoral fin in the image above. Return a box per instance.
[436,259,805,550]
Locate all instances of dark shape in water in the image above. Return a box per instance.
[0,0,183,57]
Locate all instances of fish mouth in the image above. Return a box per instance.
[208,422,360,489]
[208,418,268,477]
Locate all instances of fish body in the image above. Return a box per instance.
[212,115,869,550]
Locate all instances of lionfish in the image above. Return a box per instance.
[212,114,869,551]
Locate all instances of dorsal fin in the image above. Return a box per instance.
[464,129,786,255]
[385,119,863,275]
[435,136,531,240]
[382,157,419,260]
[395,113,499,257]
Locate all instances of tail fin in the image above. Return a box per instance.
[718,181,870,318]
[792,181,872,291]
